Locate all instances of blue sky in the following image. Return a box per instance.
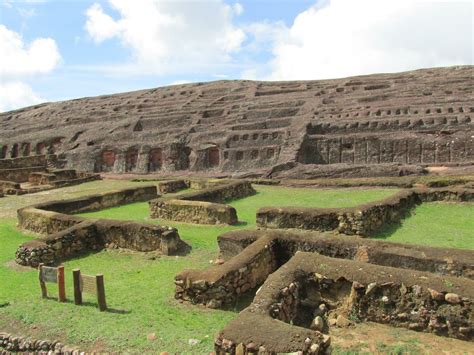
[0,0,472,112]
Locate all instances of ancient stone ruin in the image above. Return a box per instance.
[0,66,472,179]
[0,154,100,195]
[1,65,473,354]
[15,186,188,267]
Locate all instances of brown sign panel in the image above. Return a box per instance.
[80,274,97,295]
[41,266,58,283]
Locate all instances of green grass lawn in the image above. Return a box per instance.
[374,202,474,250]
[0,184,398,352]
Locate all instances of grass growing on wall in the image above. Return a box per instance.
[0,184,398,352]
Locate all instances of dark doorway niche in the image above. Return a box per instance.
[125,148,138,172]
[1,145,8,159]
[208,147,220,168]
[100,150,116,172]
[149,148,163,172]
[36,142,46,155]
[11,144,19,158]
[22,143,31,156]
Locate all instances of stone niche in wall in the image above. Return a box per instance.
[1,145,7,159]
[148,148,163,172]
[125,147,138,172]
[36,142,46,155]
[96,150,116,172]
[208,146,220,168]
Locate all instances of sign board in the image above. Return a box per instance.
[41,266,58,283]
[38,264,66,302]
[80,275,97,294]
[73,269,107,311]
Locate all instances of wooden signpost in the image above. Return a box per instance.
[73,269,107,311]
[38,263,66,302]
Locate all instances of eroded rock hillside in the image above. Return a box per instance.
[1,66,473,178]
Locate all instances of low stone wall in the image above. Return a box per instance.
[0,332,80,353]
[16,220,100,266]
[149,180,255,225]
[49,173,101,188]
[216,253,474,353]
[0,155,47,169]
[20,185,158,220]
[0,180,20,194]
[95,219,180,254]
[157,179,188,193]
[177,180,255,203]
[15,185,186,267]
[257,188,474,236]
[16,219,181,267]
[0,166,45,183]
[151,199,237,225]
[176,230,474,308]
[175,236,278,307]
[17,207,84,235]
[218,229,474,279]
[28,169,78,185]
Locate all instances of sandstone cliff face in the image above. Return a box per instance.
[0,66,472,176]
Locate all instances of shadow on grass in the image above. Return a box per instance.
[42,297,131,314]
[234,221,248,227]
[370,210,415,241]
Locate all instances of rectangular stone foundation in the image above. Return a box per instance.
[215,253,474,354]
[256,188,474,236]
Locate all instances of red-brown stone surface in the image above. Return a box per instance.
[0,66,472,177]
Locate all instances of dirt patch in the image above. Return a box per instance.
[330,321,474,354]
[4,259,32,272]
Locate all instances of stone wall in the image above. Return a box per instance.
[175,235,278,307]
[17,185,158,235]
[0,155,49,183]
[157,179,188,193]
[16,219,181,267]
[29,185,158,216]
[272,253,474,340]
[257,188,474,236]
[0,166,46,183]
[15,185,187,267]
[151,199,237,225]
[0,180,20,194]
[176,229,474,309]
[149,180,255,225]
[0,155,47,169]
[177,180,256,203]
[17,207,83,235]
[216,252,474,354]
[0,332,80,353]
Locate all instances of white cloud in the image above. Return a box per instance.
[85,0,245,75]
[0,24,61,79]
[0,24,60,111]
[264,0,473,80]
[0,81,44,112]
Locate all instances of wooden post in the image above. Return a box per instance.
[73,269,82,305]
[57,266,66,302]
[96,274,107,312]
[38,263,47,299]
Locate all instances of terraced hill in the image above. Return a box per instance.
[0,66,472,178]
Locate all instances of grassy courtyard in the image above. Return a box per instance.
[375,202,474,250]
[0,182,397,352]
[0,181,472,352]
